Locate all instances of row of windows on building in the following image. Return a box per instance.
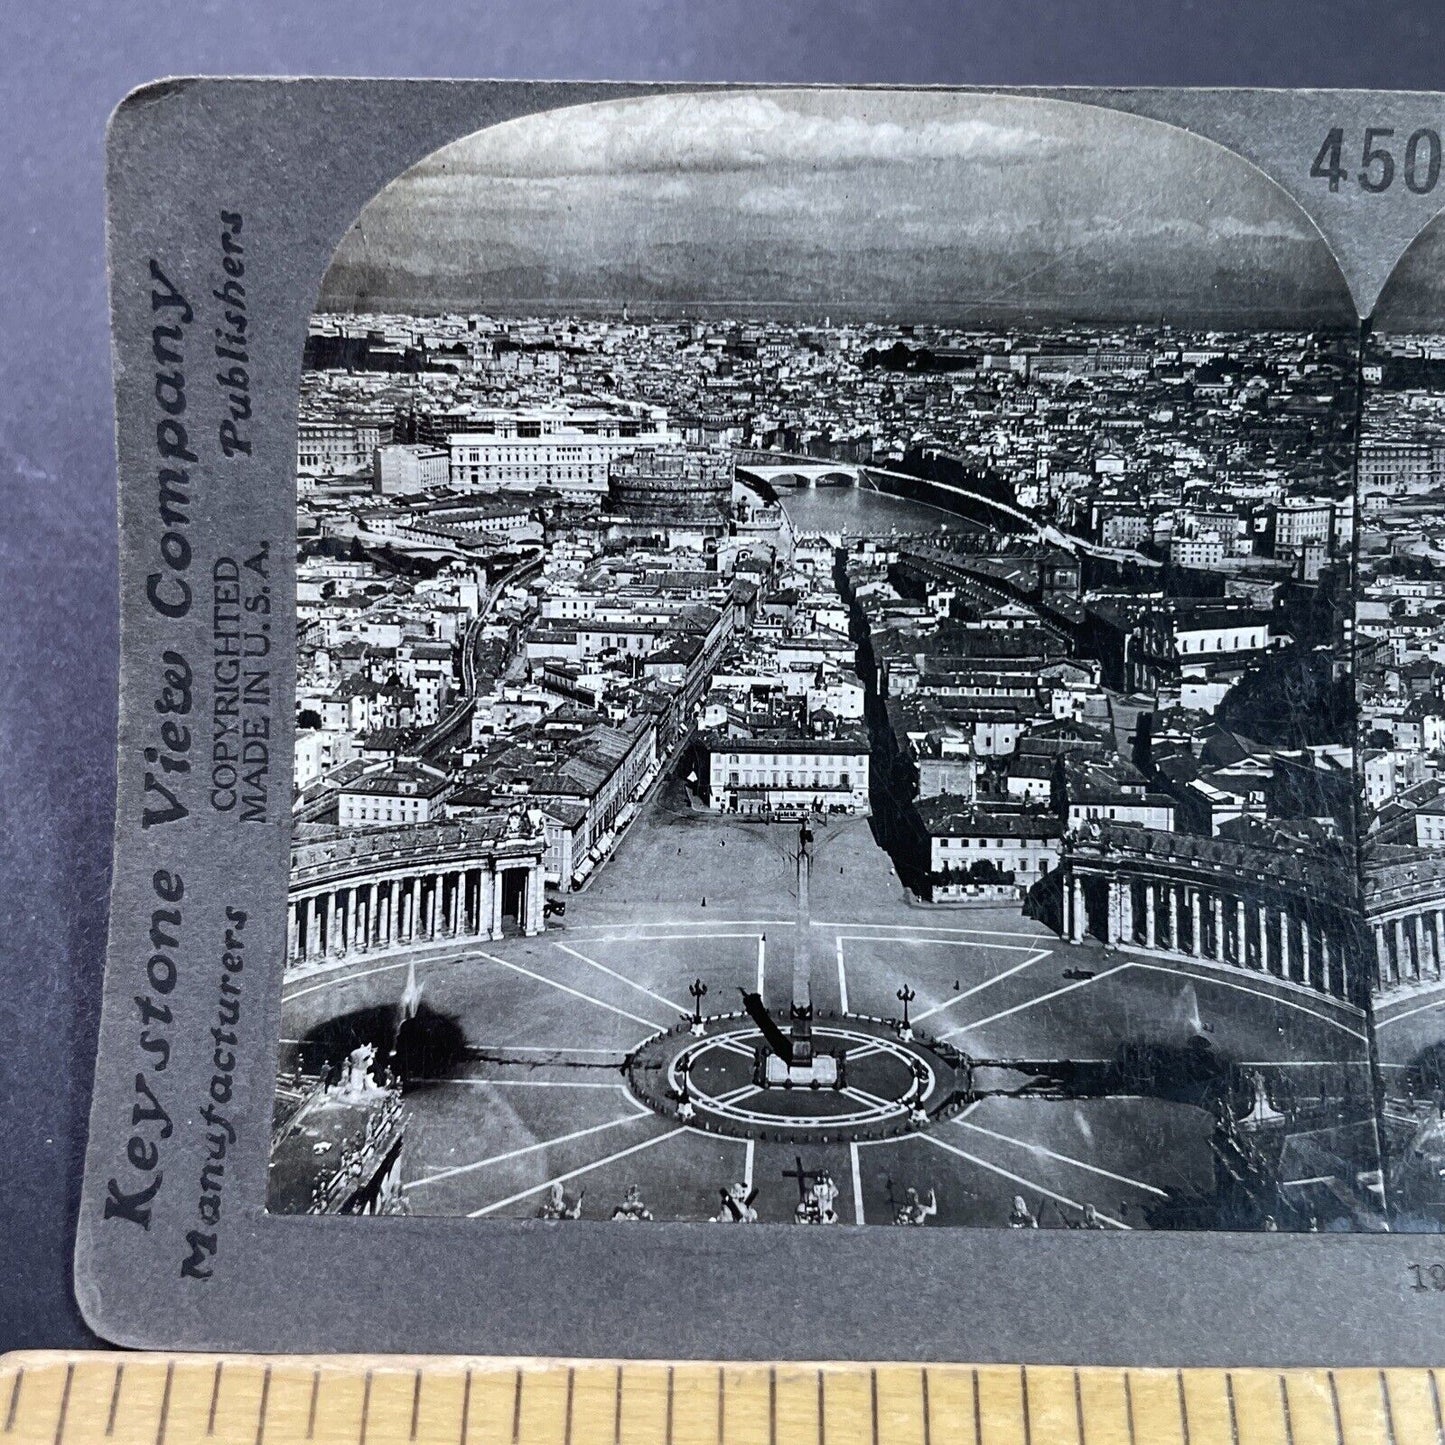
[726,771,854,788]
[458,447,608,462]
[1177,632,1265,653]
[457,422,648,440]
[340,799,433,824]
[722,753,857,767]
[458,467,603,482]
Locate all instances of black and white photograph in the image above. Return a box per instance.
[266,88,1388,1232]
[1354,225,1445,1232]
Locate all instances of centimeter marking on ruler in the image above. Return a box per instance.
[3,1354,1445,1445]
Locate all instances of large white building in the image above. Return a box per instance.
[374,442,450,494]
[703,732,870,816]
[338,762,453,828]
[1172,608,1272,657]
[915,799,1064,900]
[447,404,677,497]
[299,420,385,475]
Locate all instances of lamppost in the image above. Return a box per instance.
[689,978,709,1037]
[897,984,916,1042]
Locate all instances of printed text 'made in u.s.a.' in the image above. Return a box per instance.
[212,549,272,821]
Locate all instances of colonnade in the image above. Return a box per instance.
[1371,907,1445,991]
[287,860,538,968]
[1064,868,1353,1002]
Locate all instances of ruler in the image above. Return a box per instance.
[4,1353,1444,1445]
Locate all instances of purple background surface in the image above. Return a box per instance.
[3,0,1444,1353]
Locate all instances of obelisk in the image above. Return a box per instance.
[791,820,814,1065]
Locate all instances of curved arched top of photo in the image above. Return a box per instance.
[315,88,1356,330]
[1370,203,1445,333]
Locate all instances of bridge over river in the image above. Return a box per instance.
[735,449,1159,567]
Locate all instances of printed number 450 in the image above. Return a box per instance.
[1312,126,1443,195]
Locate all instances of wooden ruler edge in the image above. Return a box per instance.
[6,1351,1444,1445]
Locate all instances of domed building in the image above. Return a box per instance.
[607,446,732,526]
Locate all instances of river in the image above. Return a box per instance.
[777,482,984,538]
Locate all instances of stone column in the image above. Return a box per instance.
[1301,925,1314,990]
[492,866,505,938]
[1190,889,1202,956]
[1278,910,1291,982]
[1255,903,1268,972]
[287,902,300,965]
[1234,898,1245,966]
[1211,893,1225,962]
[526,862,544,936]
[1104,879,1120,945]
[1393,918,1407,986]
[409,876,421,943]
[449,872,462,936]
[1168,887,1180,953]
[1374,925,1390,990]
[1144,883,1158,949]
[1069,875,1087,944]
[477,868,493,940]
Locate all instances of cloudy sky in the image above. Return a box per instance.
[320,89,1355,326]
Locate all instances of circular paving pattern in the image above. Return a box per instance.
[626,1011,972,1141]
